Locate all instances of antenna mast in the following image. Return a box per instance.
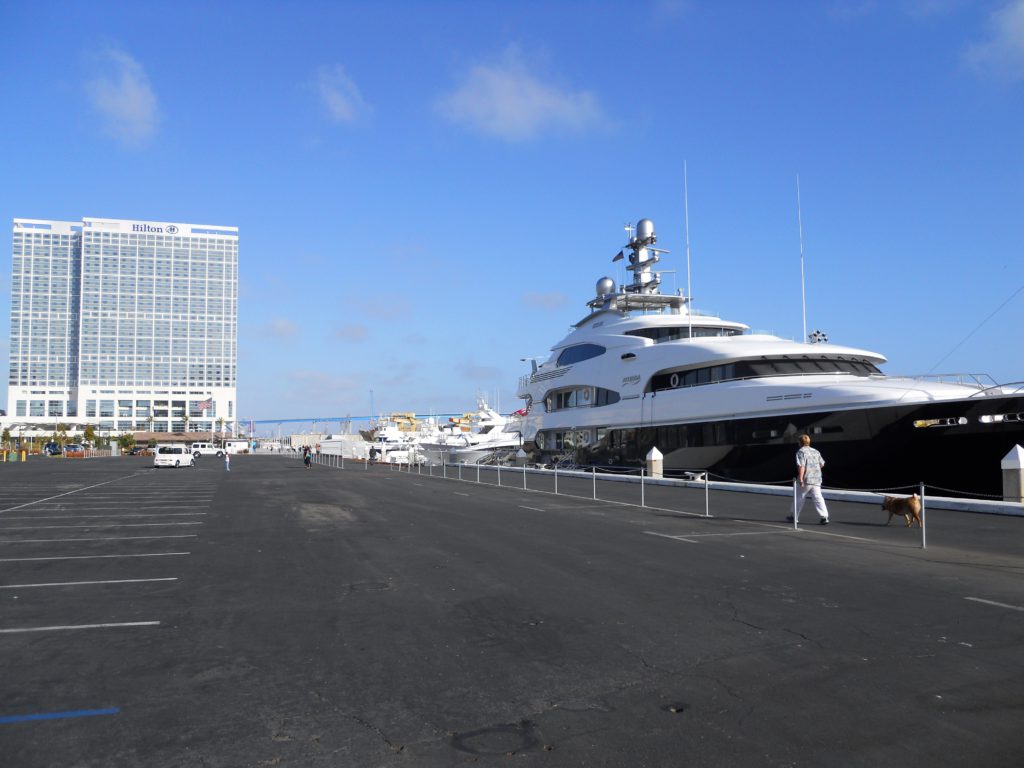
[797,174,807,343]
[684,161,693,339]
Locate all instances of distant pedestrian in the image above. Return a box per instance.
[788,434,829,525]
[225,452,230,472]
[369,446,378,465]
[303,447,311,469]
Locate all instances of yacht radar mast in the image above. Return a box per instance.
[624,218,665,295]
[585,218,684,316]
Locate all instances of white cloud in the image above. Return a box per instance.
[522,291,569,310]
[965,0,1024,81]
[86,48,159,148]
[334,323,369,342]
[263,318,298,338]
[457,361,503,382]
[287,370,367,404]
[437,46,603,141]
[315,64,370,123]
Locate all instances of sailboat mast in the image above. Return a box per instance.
[684,161,693,340]
[797,174,807,343]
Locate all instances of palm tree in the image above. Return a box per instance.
[181,414,190,435]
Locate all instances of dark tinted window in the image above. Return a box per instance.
[626,326,742,342]
[649,356,881,392]
[557,344,606,366]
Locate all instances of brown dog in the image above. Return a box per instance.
[882,494,922,527]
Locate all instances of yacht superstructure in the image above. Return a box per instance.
[516,218,1024,496]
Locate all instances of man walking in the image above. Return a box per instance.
[225,451,230,472]
[789,434,829,525]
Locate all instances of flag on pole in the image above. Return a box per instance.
[612,250,624,262]
[197,398,213,412]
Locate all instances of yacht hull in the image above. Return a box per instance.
[585,395,1024,498]
[420,438,522,466]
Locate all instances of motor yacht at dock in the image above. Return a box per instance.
[418,397,523,465]
[516,218,1024,497]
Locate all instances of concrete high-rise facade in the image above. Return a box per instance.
[6,216,238,434]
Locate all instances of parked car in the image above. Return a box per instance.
[63,443,84,454]
[190,442,224,458]
[153,444,195,468]
[128,446,151,456]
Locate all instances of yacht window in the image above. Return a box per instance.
[545,386,620,412]
[625,326,742,342]
[648,356,882,392]
[557,344,606,366]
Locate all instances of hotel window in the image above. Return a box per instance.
[86,400,97,417]
[99,400,114,418]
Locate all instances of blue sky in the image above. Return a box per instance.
[2,0,1022,429]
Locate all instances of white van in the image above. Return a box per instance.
[153,444,196,468]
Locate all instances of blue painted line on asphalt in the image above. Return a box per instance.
[0,707,119,724]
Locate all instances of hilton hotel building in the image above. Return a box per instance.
[6,217,238,434]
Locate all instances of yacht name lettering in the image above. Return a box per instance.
[622,374,641,386]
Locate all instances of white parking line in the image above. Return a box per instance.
[651,530,788,539]
[454,492,470,497]
[0,475,139,515]
[24,505,210,511]
[0,513,207,520]
[519,506,546,512]
[0,522,203,530]
[0,621,161,634]
[0,534,198,544]
[0,552,190,562]
[964,597,1024,612]
[0,577,178,589]
[644,531,699,544]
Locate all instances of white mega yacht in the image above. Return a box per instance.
[516,218,1024,496]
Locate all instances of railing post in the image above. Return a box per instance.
[641,468,645,507]
[554,466,558,495]
[592,466,596,500]
[459,462,462,482]
[523,465,527,491]
[705,472,711,518]
[920,481,927,549]
[497,461,501,487]
[792,479,798,528]
[443,461,447,479]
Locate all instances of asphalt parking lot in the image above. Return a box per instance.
[1,454,1022,767]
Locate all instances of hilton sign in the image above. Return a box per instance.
[131,224,180,234]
